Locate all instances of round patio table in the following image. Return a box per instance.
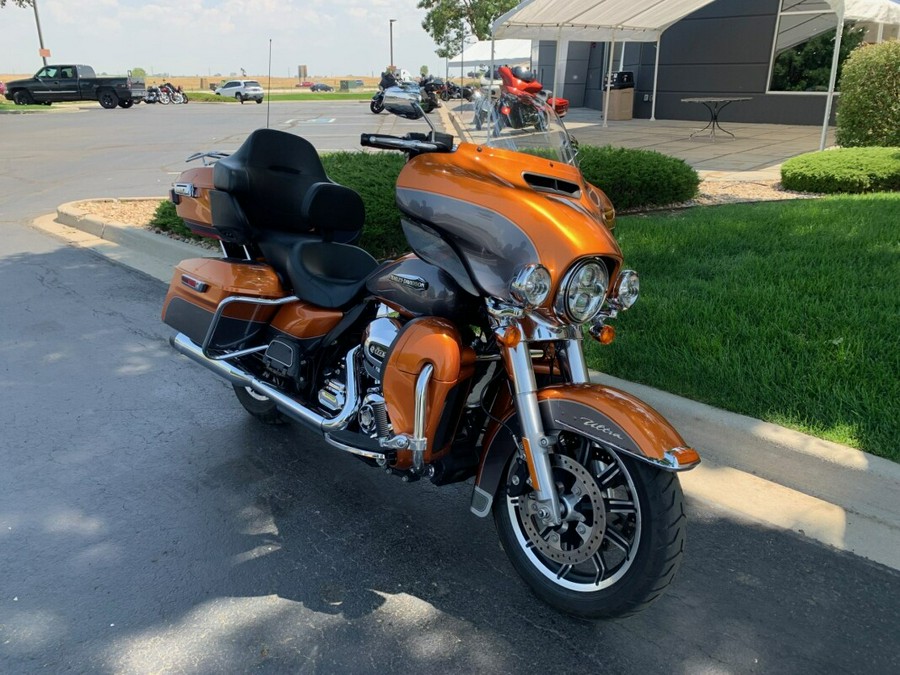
[682,97,752,140]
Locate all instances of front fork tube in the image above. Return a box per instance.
[563,338,590,384]
[503,340,563,525]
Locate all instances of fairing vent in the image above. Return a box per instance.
[523,173,581,198]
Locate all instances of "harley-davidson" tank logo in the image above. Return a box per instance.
[389,273,428,292]
[577,416,624,440]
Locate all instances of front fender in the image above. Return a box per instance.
[470,384,700,517]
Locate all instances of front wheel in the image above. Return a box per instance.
[118,98,134,109]
[370,98,384,114]
[236,93,244,104]
[13,90,34,105]
[493,432,686,619]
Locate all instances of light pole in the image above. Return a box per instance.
[389,19,397,70]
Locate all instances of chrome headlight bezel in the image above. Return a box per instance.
[509,263,552,308]
[554,258,610,324]
[614,269,640,310]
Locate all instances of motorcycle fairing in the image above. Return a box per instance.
[396,143,622,307]
[471,384,701,517]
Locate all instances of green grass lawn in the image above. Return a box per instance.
[585,194,900,461]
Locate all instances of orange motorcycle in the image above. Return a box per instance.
[162,89,699,618]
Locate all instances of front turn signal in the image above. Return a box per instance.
[497,325,521,348]
[590,324,616,345]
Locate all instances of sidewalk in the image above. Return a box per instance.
[32,180,900,575]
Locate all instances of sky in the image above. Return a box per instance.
[0,0,453,78]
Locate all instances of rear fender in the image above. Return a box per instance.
[470,384,700,517]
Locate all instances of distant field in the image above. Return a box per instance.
[0,73,380,94]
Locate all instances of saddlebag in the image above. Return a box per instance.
[170,166,218,239]
[161,258,285,350]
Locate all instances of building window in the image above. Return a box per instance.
[768,0,867,93]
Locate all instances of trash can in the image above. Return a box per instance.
[605,88,634,120]
[603,71,634,120]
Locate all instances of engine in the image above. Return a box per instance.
[363,316,402,380]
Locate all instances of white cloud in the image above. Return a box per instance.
[0,0,447,78]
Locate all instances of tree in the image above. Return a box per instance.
[131,67,147,78]
[0,0,34,7]
[771,22,866,92]
[420,65,429,77]
[418,0,518,59]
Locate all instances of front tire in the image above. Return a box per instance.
[13,90,33,105]
[236,93,244,104]
[232,385,287,425]
[493,433,686,619]
[370,98,384,114]
[118,99,134,108]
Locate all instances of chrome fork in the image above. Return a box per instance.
[503,337,563,526]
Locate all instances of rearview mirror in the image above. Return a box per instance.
[384,86,423,120]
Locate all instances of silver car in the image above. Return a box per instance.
[214,79,264,104]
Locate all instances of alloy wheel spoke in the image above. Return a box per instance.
[607,498,636,514]
[594,462,621,487]
[556,563,574,580]
[604,526,633,556]
[591,551,607,585]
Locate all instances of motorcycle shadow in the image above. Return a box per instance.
[205,418,511,620]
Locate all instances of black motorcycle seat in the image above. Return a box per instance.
[285,239,378,308]
[211,129,364,243]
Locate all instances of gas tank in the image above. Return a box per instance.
[367,254,478,322]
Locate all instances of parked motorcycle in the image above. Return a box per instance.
[417,75,440,113]
[474,65,568,132]
[370,71,398,114]
[439,79,475,102]
[159,82,187,104]
[162,89,699,618]
[145,85,162,104]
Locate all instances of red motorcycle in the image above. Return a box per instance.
[475,65,569,132]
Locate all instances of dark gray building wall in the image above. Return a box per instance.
[544,0,836,125]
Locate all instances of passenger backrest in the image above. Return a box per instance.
[212,129,355,238]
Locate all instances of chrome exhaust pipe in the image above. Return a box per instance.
[170,333,360,432]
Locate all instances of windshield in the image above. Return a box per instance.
[472,91,577,166]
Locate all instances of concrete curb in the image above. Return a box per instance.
[37,198,900,573]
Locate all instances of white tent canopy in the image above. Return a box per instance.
[493,0,900,142]
[492,0,717,42]
[492,0,718,126]
[448,39,532,68]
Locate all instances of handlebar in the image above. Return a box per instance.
[360,132,453,155]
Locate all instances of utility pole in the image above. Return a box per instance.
[33,0,49,66]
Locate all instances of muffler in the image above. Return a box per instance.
[170,333,360,432]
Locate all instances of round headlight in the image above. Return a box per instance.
[615,270,640,310]
[556,259,609,323]
[510,264,552,307]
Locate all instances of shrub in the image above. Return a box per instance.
[321,152,406,258]
[150,200,201,239]
[576,145,699,210]
[836,41,900,147]
[185,92,233,103]
[781,147,900,193]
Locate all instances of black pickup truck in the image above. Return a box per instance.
[3,64,146,109]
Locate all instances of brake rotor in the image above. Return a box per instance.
[516,454,607,566]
